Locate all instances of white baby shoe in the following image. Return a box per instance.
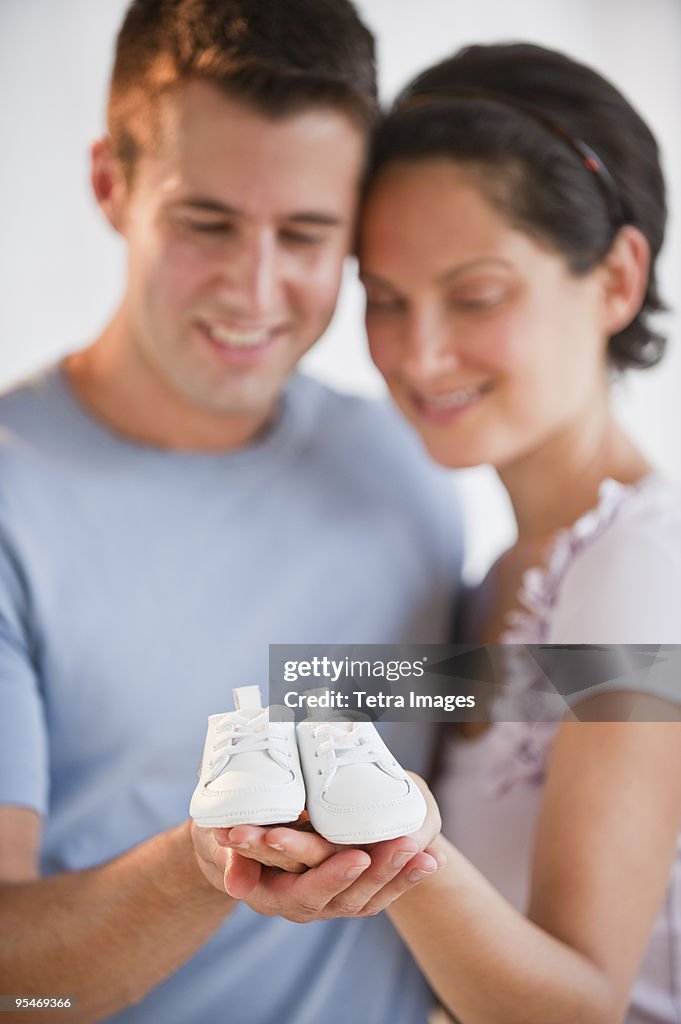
[296,710,427,844]
[190,685,305,828]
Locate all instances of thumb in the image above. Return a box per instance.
[224,850,262,899]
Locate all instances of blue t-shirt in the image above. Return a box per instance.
[0,366,462,1024]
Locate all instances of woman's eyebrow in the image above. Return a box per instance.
[438,258,511,284]
[360,259,511,290]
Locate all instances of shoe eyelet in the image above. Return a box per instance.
[318,769,323,776]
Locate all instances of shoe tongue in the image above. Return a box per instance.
[232,685,263,711]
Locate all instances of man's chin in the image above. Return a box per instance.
[184,381,285,426]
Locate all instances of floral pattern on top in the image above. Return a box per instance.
[483,477,640,797]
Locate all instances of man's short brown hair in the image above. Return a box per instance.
[108,0,378,179]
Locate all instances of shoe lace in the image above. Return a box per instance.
[312,722,403,783]
[207,710,291,783]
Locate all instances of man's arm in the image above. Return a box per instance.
[0,807,236,1023]
[0,806,442,1023]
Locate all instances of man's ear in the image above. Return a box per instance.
[91,137,128,234]
[599,224,650,336]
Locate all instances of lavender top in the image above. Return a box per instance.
[437,474,681,1023]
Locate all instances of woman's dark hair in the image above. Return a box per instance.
[367,43,667,370]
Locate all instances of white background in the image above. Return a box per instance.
[1,0,679,579]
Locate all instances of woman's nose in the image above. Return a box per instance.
[400,308,461,382]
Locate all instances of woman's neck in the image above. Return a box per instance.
[498,403,652,543]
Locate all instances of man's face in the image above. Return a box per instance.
[106,81,365,424]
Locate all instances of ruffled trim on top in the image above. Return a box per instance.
[501,477,634,645]
[483,477,644,797]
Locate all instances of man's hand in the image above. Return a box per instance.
[193,772,445,921]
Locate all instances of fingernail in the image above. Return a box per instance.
[407,856,437,882]
[391,851,413,869]
[433,850,447,869]
[268,843,286,852]
[345,864,367,880]
[406,868,430,882]
[233,842,250,850]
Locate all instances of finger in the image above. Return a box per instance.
[250,849,372,920]
[191,820,260,892]
[217,826,308,873]
[356,850,443,916]
[215,815,309,848]
[224,850,263,899]
[216,824,267,847]
[263,826,340,868]
[323,838,420,917]
[403,772,442,848]
[423,844,447,868]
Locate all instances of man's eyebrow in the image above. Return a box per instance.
[172,199,343,226]
[359,271,400,291]
[286,212,344,227]
[173,199,240,215]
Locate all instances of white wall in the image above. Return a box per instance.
[1,0,679,579]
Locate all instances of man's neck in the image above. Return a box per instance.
[63,310,277,452]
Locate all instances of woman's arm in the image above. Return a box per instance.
[388,721,681,1024]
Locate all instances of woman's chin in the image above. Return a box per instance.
[420,439,489,470]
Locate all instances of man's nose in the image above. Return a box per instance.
[228,232,281,319]
[401,308,460,381]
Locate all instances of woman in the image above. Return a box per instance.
[218,44,681,1024]
[356,42,681,1024]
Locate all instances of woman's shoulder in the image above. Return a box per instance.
[547,474,681,644]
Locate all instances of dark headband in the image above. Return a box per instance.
[395,87,627,228]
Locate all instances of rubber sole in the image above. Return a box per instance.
[191,806,305,829]
[312,814,427,845]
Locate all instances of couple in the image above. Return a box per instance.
[213,32,681,1024]
[0,2,679,1023]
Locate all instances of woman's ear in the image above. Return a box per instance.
[90,137,128,235]
[598,224,650,336]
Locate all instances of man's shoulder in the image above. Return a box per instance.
[288,372,386,427]
[290,373,437,469]
[290,374,461,551]
[0,365,63,440]
[0,366,75,508]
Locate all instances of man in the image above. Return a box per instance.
[0,2,461,1021]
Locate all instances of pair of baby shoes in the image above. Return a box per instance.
[189,685,426,844]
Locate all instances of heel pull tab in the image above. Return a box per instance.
[232,684,263,711]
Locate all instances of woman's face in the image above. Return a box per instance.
[359,159,610,470]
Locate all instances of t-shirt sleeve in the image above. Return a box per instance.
[547,492,681,708]
[0,531,49,815]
